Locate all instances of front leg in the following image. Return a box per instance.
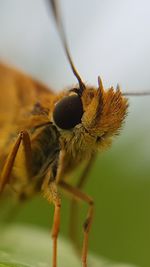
[69,153,96,252]
[0,130,32,193]
[42,175,61,267]
[59,180,94,267]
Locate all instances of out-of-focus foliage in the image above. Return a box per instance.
[0,225,137,267]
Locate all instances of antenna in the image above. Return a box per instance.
[116,84,150,96]
[48,1,150,97]
[47,0,85,93]
[123,92,150,96]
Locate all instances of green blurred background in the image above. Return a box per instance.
[0,1,150,267]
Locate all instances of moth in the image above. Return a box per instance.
[0,1,149,267]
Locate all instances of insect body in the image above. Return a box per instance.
[0,1,149,267]
[0,62,127,189]
[0,62,128,266]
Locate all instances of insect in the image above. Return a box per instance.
[0,1,150,267]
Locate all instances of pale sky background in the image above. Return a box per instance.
[0,0,150,89]
[0,0,150,153]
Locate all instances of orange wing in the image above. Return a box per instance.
[0,63,54,153]
[0,63,54,111]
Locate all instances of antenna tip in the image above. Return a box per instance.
[98,76,103,90]
[116,83,121,91]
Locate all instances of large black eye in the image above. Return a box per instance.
[53,94,83,129]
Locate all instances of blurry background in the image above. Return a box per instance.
[0,1,150,267]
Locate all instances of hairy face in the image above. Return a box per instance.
[52,79,128,154]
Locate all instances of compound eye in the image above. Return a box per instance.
[53,94,83,129]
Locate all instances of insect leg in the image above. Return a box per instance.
[42,178,61,267]
[69,153,96,253]
[59,180,94,267]
[0,130,32,193]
